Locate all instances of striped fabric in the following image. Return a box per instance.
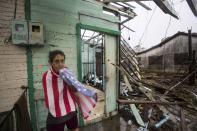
[42,68,96,119]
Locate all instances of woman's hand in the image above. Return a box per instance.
[93,93,97,102]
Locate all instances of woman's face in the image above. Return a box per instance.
[50,54,65,72]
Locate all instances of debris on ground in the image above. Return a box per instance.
[118,70,197,131]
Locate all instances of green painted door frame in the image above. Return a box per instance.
[25,0,37,131]
[76,23,120,125]
[76,23,120,81]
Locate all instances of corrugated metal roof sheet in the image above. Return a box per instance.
[186,0,197,17]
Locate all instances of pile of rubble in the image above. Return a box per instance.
[118,71,197,131]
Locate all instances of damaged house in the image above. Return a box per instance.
[1,0,196,131]
[137,32,197,72]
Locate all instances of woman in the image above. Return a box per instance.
[42,50,96,131]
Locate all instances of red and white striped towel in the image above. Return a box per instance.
[42,68,96,119]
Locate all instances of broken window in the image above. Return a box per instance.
[148,55,163,65]
[174,53,188,65]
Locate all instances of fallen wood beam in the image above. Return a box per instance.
[102,0,152,2]
[164,69,197,95]
[137,85,178,123]
[153,0,178,19]
[117,99,187,105]
[186,0,197,17]
[122,2,136,9]
[123,75,133,92]
[135,1,151,10]
[121,24,135,32]
[121,17,132,24]
[103,3,136,18]
[180,107,188,131]
[130,104,145,127]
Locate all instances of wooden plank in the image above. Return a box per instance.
[31,5,79,25]
[180,107,188,131]
[0,58,26,64]
[0,0,26,113]
[0,71,27,82]
[0,31,10,37]
[105,35,117,113]
[0,5,24,14]
[0,14,24,21]
[0,54,26,59]
[0,0,24,4]
[102,0,151,2]
[117,99,186,105]
[0,79,27,90]
[130,104,145,127]
[31,12,77,26]
[79,10,119,23]
[44,23,76,34]
[0,49,26,55]
[153,0,178,19]
[0,67,27,73]
[0,0,24,8]
[138,85,178,123]
[0,63,27,72]
[0,11,18,17]
[0,20,11,28]
[0,94,22,112]
[0,106,12,113]
[80,15,119,32]
[0,88,23,99]
[0,44,26,51]
[135,1,151,10]
[31,0,102,14]
[123,75,133,92]
[45,34,77,46]
[186,0,197,16]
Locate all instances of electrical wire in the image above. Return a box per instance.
[164,0,174,38]
[164,16,172,38]
[138,5,157,45]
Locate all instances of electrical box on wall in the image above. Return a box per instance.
[29,22,44,45]
[12,20,28,45]
[12,20,44,45]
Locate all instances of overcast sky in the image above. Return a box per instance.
[121,0,197,49]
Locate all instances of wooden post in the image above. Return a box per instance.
[189,50,196,85]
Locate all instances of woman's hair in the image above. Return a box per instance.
[48,50,65,63]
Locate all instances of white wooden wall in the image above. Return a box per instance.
[0,0,27,112]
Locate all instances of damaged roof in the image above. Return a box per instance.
[186,0,197,17]
[137,32,197,55]
[99,0,179,19]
